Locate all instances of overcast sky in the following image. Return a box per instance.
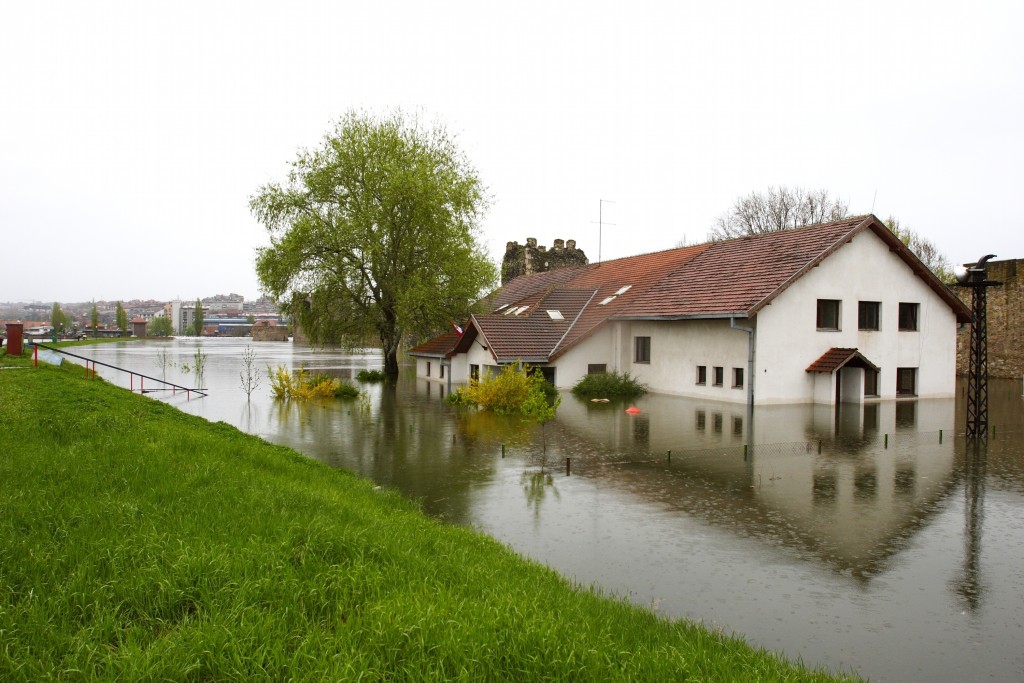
[2,1,1021,304]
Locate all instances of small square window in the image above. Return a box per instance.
[858,301,880,331]
[634,336,651,364]
[732,367,744,389]
[588,364,607,375]
[817,299,840,330]
[899,303,919,331]
[713,366,724,387]
[696,365,707,385]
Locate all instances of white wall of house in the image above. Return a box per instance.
[618,319,751,400]
[549,326,614,389]
[754,230,959,404]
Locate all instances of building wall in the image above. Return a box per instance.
[755,230,959,403]
[955,258,1023,378]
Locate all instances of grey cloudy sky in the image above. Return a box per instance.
[2,1,1021,304]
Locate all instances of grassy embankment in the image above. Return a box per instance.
[0,350,860,681]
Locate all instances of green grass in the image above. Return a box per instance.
[0,353,860,681]
[571,370,649,398]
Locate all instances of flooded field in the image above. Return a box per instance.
[78,338,1024,682]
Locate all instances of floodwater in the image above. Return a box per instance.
[75,338,1024,682]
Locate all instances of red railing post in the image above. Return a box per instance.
[33,345,38,367]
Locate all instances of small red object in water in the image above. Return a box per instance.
[625,406,641,415]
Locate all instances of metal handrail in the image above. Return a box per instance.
[32,342,207,398]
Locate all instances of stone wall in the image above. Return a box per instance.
[955,258,1023,378]
[501,237,588,285]
[252,324,289,342]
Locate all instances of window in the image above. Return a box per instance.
[899,303,919,331]
[864,368,879,397]
[470,364,479,381]
[587,364,607,374]
[732,367,744,389]
[634,336,651,363]
[439,364,445,379]
[817,299,841,330]
[713,366,724,387]
[426,361,431,377]
[896,367,917,396]
[696,365,707,385]
[858,301,880,331]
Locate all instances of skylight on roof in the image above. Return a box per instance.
[546,310,564,320]
[615,285,632,295]
[598,296,616,305]
[513,306,529,315]
[495,304,508,312]
[503,306,517,315]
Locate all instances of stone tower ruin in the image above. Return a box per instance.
[501,237,588,285]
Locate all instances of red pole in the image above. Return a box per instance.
[33,345,38,367]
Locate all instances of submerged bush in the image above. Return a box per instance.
[269,365,359,399]
[571,370,648,398]
[448,364,559,416]
[356,369,388,382]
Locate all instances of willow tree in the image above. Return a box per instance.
[251,111,496,376]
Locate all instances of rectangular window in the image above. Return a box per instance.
[899,303,919,331]
[732,367,744,389]
[713,366,724,387]
[470,364,479,381]
[817,299,841,330]
[426,361,431,377]
[696,365,707,385]
[896,367,917,396]
[634,336,651,364]
[864,368,879,397]
[439,365,445,379]
[588,364,607,374]
[858,301,881,331]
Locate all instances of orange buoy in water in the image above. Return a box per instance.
[625,406,641,415]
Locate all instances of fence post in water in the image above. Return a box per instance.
[501,444,505,458]
[667,450,671,462]
[743,444,748,459]
[565,457,571,476]
[939,429,943,444]
[884,433,889,448]
[818,440,822,454]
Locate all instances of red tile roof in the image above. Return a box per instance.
[806,348,879,373]
[409,215,972,364]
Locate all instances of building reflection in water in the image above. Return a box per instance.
[555,393,958,583]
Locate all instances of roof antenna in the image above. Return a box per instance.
[591,199,616,263]
[871,189,877,215]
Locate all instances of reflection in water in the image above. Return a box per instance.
[76,340,1024,683]
[952,444,987,612]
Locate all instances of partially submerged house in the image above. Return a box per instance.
[410,215,972,405]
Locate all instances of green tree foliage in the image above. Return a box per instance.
[710,186,849,239]
[251,110,497,377]
[115,302,128,337]
[50,303,70,337]
[90,304,99,333]
[571,370,648,398]
[194,299,205,336]
[147,316,173,337]
[884,216,954,283]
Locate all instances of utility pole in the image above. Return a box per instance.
[957,255,1001,440]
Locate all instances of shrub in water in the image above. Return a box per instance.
[356,369,388,382]
[450,364,559,416]
[268,365,359,399]
[571,370,648,398]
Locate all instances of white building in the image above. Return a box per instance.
[410,215,972,405]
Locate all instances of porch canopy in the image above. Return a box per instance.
[805,347,879,374]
